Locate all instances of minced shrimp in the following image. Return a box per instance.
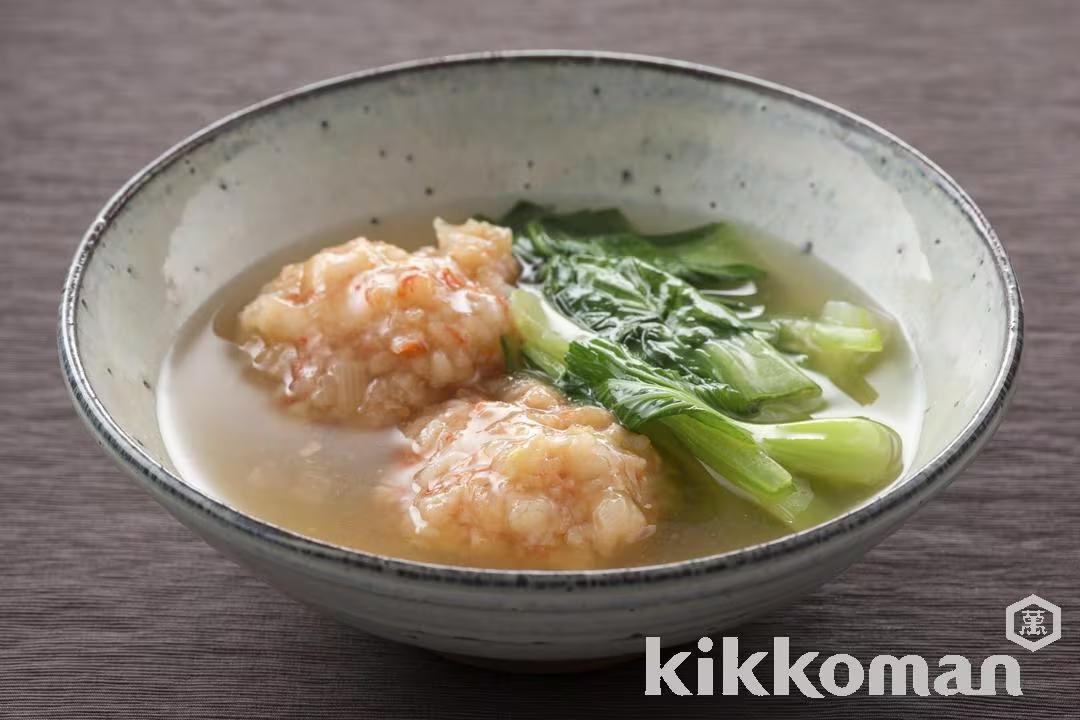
[380,378,668,568]
[236,219,519,426]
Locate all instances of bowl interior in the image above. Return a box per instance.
[65,54,1017,558]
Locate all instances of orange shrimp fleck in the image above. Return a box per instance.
[392,337,429,357]
[397,272,420,297]
[439,268,465,289]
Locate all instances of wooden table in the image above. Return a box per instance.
[2,1,1077,716]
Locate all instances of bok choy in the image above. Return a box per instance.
[499,202,890,412]
[511,291,903,524]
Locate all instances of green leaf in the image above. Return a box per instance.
[500,203,765,286]
[543,254,819,415]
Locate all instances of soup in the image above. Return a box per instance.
[158,203,925,570]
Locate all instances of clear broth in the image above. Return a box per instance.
[157,204,926,569]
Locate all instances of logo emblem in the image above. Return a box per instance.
[1006,594,1061,652]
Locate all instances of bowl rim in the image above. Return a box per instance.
[59,50,1023,589]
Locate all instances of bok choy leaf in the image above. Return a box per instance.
[500,201,763,286]
[541,254,821,415]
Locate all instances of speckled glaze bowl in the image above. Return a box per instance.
[59,52,1022,665]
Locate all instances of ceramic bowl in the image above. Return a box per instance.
[59,51,1022,664]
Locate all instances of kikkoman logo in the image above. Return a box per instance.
[1006,594,1062,652]
[644,637,1023,697]
[645,596,1061,697]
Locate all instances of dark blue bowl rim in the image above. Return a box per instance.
[58,50,1023,589]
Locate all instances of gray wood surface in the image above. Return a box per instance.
[2,0,1078,717]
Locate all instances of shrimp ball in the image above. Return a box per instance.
[383,378,669,568]
[236,219,519,426]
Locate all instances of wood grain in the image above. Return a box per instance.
[1,0,1077,717]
